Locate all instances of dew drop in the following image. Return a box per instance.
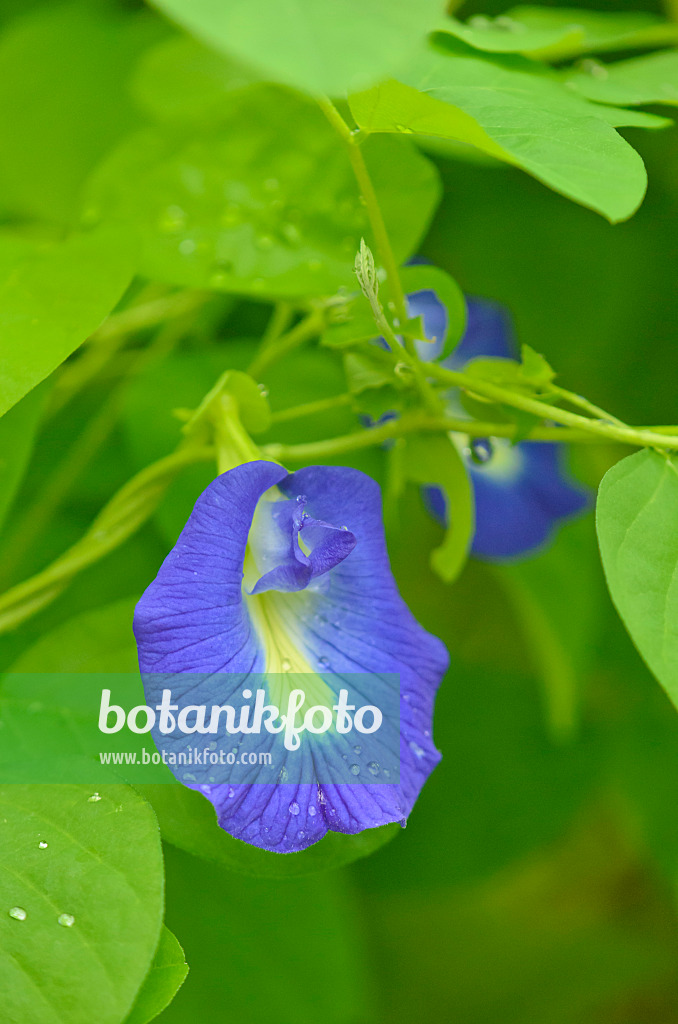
[281,658,292,672]
[38,841,48,849]
[88,792,101,803]
[257,383,269,397]
[282,223,301,245]
[353,745,362,755]
[57,913,75,928]
[469,438,493,465]
[318,656,330,670]
[8,907,26,921]
[317,788,326,805]
[228,787,235,799]
[349,764,361,776]
[158,204,187,232]
[296,494,307,504]
[298,830,305,839]
[289,801,300,816]
[308,805,317,817]
[367,761,380,776]
[409,740,425,759]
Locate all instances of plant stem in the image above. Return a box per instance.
[426,363,678,450]
[271,393,354,423]
[261,414,620,464]
[0,445,215,634]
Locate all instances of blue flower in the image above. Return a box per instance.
[409,290,590,560]
[134,461,449,853]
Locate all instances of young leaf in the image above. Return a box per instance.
[596,450,678,706]
[565,50,678,109]
[0,229,135,418]
[125,928,188,1024]
[148,0,445,97]
[403,434,474,583]
[0,783,164,1024]
[349,39,648,222]
[85,88,439,298]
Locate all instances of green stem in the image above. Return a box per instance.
[318,99,408,325]
[551,384,627,429]
[426,363,678,450]
[0,319,188,586]
[261,414,618,464]
[0,445,215,634]
[49,289,207,415]
[271,393,354,423]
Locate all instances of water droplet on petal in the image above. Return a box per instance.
[296,494,307,504]
[353,745,362,755]
[318,656,330,670]
[228,787,235,799]
[57,913,75,928]
[38,841,48,849]
[281,658,292,672]
[308,805,317,817]
[88,793,101,803]
[367,761,380,776]
[8,907,26,921]
[289,801,300,815]
[409,740,425,758]
[349,764,361,776]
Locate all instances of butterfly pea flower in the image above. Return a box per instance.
[134,461,448,853]
[407,290,590,560]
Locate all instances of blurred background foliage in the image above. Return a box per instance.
[2,0,678,1020]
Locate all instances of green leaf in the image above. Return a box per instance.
[137,784,399,878]
[148,0,445,97]
[596,450,678,705]
[85,87,439,298]
[125,928,188,1024]
[403,434,474,583]
[565,50,678,109]
[0,380,49,535]
[0,1,163,224]
[0,783,164,1024]
[520,343,555,385]
[131,34,261,126]
[0,229,135,418]
[441,8,678,60]
[349,40,648,222]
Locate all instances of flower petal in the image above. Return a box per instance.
[134,462,449,853]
